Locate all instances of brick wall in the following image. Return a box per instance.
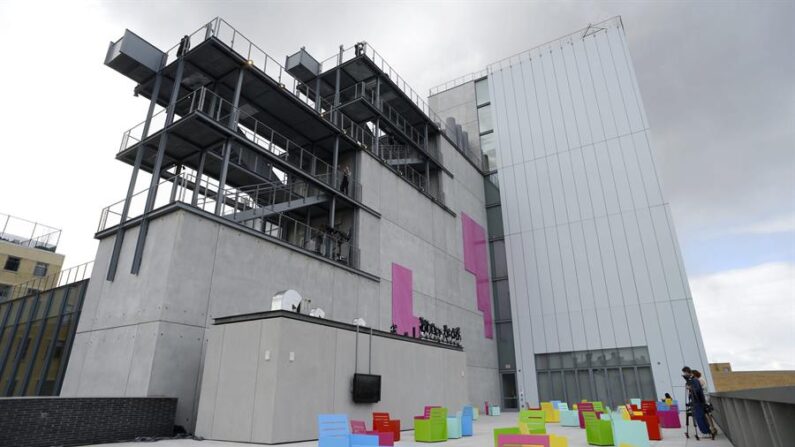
[0,397,177,447]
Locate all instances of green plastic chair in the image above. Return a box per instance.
[584,411,614,446]
[493,426,521,447]
[414,407,447,442]
[592,401,605,412]
[518,409,546,434]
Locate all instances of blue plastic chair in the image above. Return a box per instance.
[612,417,650,447]
[460,405,474,436]
[318,414,379,447]
[559,403,580,427]
[447,413,462,439]
[551,400,562,410]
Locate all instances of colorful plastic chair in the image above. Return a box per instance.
[592,401,605,412]
[447,412,462,439]
[351,420,394,446]
[551,400,563,409]
[414,407,447,442]
[559,403,579,427]
[497,434,551,447]
[519,409,546,434]
[612,417,649,447]
[658,409,681,428]
[541,402,560,422]
[459,405,474,436]
[584,411,613,446]
[578,402,601,428]
[318,414,379,447]
[491,405,502,416]
[473,407,480,420]
[493,427,521,447]
[630,413,661,441]
[373,412,400,442]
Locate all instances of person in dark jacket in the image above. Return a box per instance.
[682,366,712,435]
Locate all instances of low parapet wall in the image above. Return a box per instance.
[0,397,177,447]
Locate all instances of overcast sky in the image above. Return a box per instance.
[0,0,792,371]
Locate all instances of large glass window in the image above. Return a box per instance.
[487,206,504,238]
[490,239,508,278]
[496,322,516,370]
[535,346,654,407]
[493,279,511,321]
[481,132,497,171]
[477,105,494,134]
[475,79,490,106]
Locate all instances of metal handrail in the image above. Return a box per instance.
[5,261,94,301]
[97,172,358,268]
[0,213,61,252]
[428,68,489,96]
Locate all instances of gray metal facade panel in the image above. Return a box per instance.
[487,23,711,406]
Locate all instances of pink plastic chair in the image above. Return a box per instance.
[351,420,394,446]
[658,409,681,428]
[497,434,551,447]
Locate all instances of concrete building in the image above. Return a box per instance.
[0,213,64,301]
[46,15,711,443]
[430,16,712,411]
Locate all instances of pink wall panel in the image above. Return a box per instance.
[391,263,419,336]
[462,213,494,339]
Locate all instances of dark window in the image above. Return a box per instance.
[0,284,10,300]
[4,256,21,272]
[33,262,48,277]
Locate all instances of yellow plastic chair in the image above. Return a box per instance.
[540,402,560,423]
[550,434,569,447]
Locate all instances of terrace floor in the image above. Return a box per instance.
[87,411,734,447]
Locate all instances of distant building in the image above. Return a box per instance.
[0,213,65,301]
[710,362,795,392]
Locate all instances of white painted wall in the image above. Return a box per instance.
[486,19,712,406]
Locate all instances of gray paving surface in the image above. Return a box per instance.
[86,412,734,447]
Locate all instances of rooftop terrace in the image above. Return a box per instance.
[0,213,61,252]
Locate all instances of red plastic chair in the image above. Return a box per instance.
[577,402,602,428]
[351,420,394,446]
[641,400,658,415]
[630,413,662,440]
[373,412,401,442]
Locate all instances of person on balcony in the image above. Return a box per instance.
[340,166,351,195]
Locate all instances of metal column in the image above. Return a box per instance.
[215,139,232,215]
[191,150,207,206]
[130,56,186,274]
[106,71,163,281]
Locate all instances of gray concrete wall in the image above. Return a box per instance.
[63,124,499,432]
[195,315,468,444]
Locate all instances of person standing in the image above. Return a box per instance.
[682,366,712,437]
[340,166,351,195]
[693,369,718,435]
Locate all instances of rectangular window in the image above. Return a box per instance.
[477,104,494,133]
[475,79,490,106]
[493,279,512,321]
[4,256,21,272]
[33,262,48,277]
[481,132,497,171]
[487,206,504,238]
[0,285,10,300]
[490,239,508,278]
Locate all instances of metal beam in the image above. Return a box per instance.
[106,71,163,281]
[215,139,232,215]
[131,56,186,274]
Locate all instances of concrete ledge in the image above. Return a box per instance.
[0,396,177,447]
[214,310,464,352]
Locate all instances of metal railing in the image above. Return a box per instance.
[318,42,483,170]
[98,172,358,268]
[710,386,795,447]
[119,88,362,201]
[4,262,93,301]
[428,68,489,96]
[0,213,61,252]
